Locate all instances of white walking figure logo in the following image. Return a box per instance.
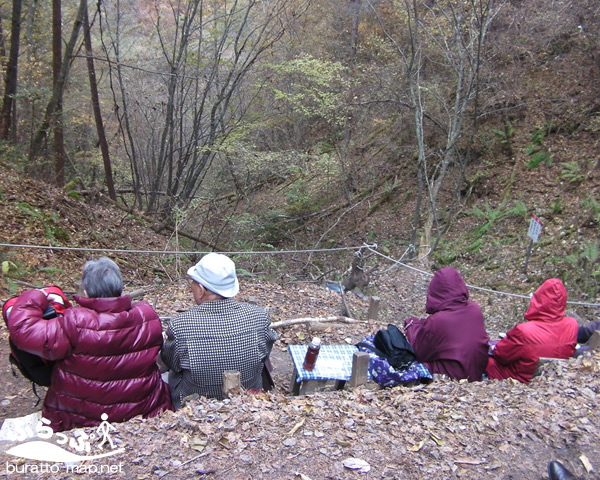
[96,413,116,450]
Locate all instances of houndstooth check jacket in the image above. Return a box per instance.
[161,298,277,407]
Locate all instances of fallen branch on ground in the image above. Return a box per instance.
[269,316,366,329]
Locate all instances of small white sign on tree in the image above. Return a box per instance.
[527,215,543,242]
[524,215,543,273]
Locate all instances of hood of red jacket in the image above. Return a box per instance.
[524,278,567,323]
[425,267,469,314]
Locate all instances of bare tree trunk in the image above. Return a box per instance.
[98,0,142,209]
[410,163,424,258]
[120,0,295,220]
[53,0,65,186]
[349,0,361,66]
[407,0,426,256]
[372,0,501,252]
[337,0,362,204]
[83,4,116,200]
[428,0,499,250]
[25,0,37,47]
[28,0,87,165]
[0,17,6,60]
[0,0,22,141]
[23,0,38,146]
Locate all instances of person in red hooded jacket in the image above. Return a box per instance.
[485,278,578,384]
[7,257,173,431]
[404,267,490,381]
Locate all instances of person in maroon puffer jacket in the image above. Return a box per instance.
[404,267,490,382]
[486,278,578,384]
[8,257,173,431]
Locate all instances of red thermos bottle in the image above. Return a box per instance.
[302,337,321,371]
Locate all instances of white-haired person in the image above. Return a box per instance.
[7,257,173,431]
[162,253,277,408]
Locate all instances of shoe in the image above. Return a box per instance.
[548,461,578,480]
[573,345,591,358]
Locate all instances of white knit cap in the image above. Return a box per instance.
[187,253,239,298]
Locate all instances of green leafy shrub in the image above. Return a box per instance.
[1,258,26,295]
[526,150,551,169]
[467,200,527,235]
[431,240,458,266]
[525,124,553,169]
[464,200,528,252]
[285,181,319,216]
[267,54,349,125]
[491,120,514,145]
[491,120,515,156]
[546,198,564,216]
[18,202,71,245]
[556,242,600,298]
[582,196,600,227]
[560,161,585,184]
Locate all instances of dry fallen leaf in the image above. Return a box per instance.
[342,457,371,473]
[190,436,208,452]
[484,462,502,471]
[579,454,593,472]
[454,457,484,465]
[288,418,305,435]
[410,439,426,452]
[295,473,313,480]
[218,436,231,449]
[428,430,443,446]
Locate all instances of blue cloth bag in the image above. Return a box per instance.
[357,335,433,388]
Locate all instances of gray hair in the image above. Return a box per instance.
[81,257,123,298]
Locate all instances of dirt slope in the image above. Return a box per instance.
[0,166,599,479]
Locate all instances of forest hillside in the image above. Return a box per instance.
[0,0,597,304]
[0,160,599,479]
[0,0,599,478]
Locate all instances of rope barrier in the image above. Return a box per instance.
[364,246,600,308]
[0,242,364,256]
[1,241,599,308]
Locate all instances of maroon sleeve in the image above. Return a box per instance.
[404,315,438,362]
[404,316,424,345]
[8,289,73,361]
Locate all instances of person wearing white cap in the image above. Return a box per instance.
[161,253,277,407]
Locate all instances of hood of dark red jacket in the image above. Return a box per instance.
[524,278,567,323]
[425,267,469,314]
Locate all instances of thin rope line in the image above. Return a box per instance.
[2,241,599,308]
[365,246,600,308]
[0,242,364,255]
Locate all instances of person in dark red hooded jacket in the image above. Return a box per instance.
[486,278,578,384]
[404,267,490,381]
[7,257,173,431]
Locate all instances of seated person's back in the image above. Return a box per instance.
[486,278,578,383]
[162,253,277,407]
[7,257,173,431]
[404,267,490,381]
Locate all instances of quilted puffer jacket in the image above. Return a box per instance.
[8,289,172,431]
[486,278,578,383]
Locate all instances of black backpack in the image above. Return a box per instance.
[2,286,71,387]
[357,323,416,370]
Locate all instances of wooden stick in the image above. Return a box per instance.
[269,316,365,329]
[339,282,353,318]
[222,370,242,398]
[348,351,370,388]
